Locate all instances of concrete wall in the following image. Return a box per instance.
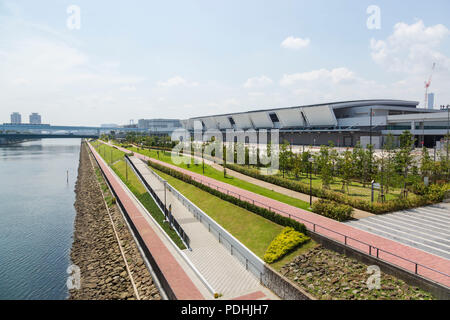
[308,232,450,300]
[262,265,315,300]
[279,132,365,147]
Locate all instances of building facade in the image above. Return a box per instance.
[181,99,450,148]
[428,93,435,110]
[10,112,21,124]
[29,113,42,124]
[137,118,182,133]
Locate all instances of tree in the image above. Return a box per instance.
[340,149,353,194]
[279,140,291,178]
[352,142,364,182]
[318,144,333,189]
[395,130,416,198]
[420,146,433,180]
[300,151,311,177]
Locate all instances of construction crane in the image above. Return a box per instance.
[424,62,436,108]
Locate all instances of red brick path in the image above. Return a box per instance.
[116,144,450,288]
[88,143,205,300]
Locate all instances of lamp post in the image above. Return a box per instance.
[163,180,167,219]
[369,108,373,147]
[308,157,314,206]
[202,143,205,175]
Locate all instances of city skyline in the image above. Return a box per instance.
[0,0,449,126]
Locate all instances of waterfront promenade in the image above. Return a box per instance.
[128,156,278,299]
[88,142,208,299]
[108,142,450,288]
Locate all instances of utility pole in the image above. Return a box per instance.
[369,108,373,147]
[447,105,450,165]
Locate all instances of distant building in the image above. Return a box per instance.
[182,99,450,148]
[428,93,435,110]
[29,113,42,124]
[101,124,119,128]
[10,112,21,124]
[137,119,182,132]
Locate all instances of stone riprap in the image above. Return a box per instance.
[280,245,435,300]
[69,142,160,300]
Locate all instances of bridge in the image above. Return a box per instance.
[0,123,172,142]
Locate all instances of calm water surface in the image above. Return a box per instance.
[0,139,80,299]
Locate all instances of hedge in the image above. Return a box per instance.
[225,163,446,214]
[263,227,310,264]
[147,160,308,234]
[311,199,353,222]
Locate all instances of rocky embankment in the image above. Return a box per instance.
[69,142,161,300]
[281,245,434,300]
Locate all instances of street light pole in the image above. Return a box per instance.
[309,158,313,206]
[369,108,373,147]
[164,180,167,218]
[202,143,205,175]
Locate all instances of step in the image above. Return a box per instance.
[362,217,450,245]
[377,215,450,239]
[347,221,450,259]
[413,208,450,221]
[401,211,450,227]
[391,212,450,230]
[351,219,450,252]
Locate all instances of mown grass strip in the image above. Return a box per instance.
[123,145,312,211]
[153,168,284,258]
[92,141,186,249]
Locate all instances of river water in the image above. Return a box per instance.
[0,139,80,299]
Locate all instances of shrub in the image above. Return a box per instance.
[311,199,353,221]
[263,227,310,263]
[225,163,437,214]
[424,184,448,203]
[147,160,308,234]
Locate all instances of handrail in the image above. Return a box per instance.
[108,141,450,284]
[143,160,265,280]
[124,155,191,250]
[186,174,449,281]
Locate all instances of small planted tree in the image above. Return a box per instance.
[395,130,416,198]
[340,149,353,194]
[318,144,333,189]
[279,140,291,178]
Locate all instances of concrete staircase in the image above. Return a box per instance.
[345,204,450,260]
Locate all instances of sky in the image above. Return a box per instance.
[0,0,449,126]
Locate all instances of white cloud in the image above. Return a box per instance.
[156,76,199,88]
[281,36,310,50]
[370,20,450,74]
[119,85,137,92]
[280,68,358,86]
[243,75,273,89]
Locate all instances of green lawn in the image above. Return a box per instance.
[154,168,284,258]
[122,145,313,212]
[92,141,186,249]
[277,171,418,202]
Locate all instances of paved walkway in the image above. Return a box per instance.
[111,143,450,287]
[346,203,450,260]
[128,156,278,299]
[130,144,373,219]
[88,142,210,300]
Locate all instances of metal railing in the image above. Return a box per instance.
[172,166,450,284]
[121,143,450,286]
[125,155,191,250]
[145,162,265,281]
